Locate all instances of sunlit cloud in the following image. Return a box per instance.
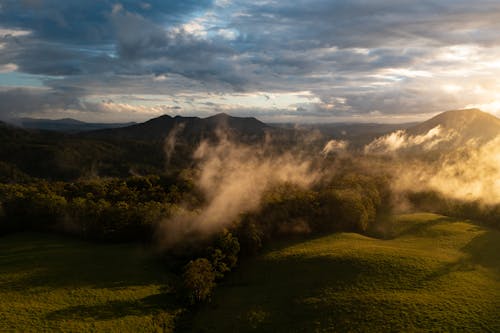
[0,28,31,37]
[0,63,17,73]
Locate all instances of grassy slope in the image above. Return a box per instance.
[189,213,500,332]
[0,233,182,332]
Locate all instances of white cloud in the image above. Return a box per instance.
[0,28,31,37]
[465,101,500,118]
[0,63,18,73]
[217,28,239,40]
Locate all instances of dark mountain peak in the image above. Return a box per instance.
[144,114,172,123]
[208,112,230,119]
[206,113,267,127]
[86,113,272,142]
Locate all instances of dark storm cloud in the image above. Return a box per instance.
[1,0,500,120]
[236,0,500,49]
[109,7,242,86]
[0,87,84,119]
[0,0,213,44]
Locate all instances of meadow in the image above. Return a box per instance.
[1,214,499,332]
[0,233,183,332]
[189,213,500,332]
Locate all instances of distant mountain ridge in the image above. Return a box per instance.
[0,113,278,180]
[13,117,136,132]
[2,109,500,180]
[85,112,273,142]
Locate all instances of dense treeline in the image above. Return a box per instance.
[0,174,200,240]
[0,172,391,241]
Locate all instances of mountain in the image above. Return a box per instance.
[85,113,273,142]
[365,109,500,155]
[5,109,498,180]
[406,109,500,143]
[13,117,136,133]
[0,113,278,180]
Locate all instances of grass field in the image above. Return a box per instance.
[189,213,500,332]
[0,233,183,332]
[1,214,499,332]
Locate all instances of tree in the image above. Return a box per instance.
[236,217,263,255]
[182,258,216,305]
[209,230,240,278]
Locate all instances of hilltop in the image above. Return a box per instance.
[365,109,500,154]
[407,108,500,144]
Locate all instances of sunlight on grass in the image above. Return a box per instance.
[190,213,500,332]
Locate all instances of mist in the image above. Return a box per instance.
[157,135,320,248]
[164,123,185,166]
[364,125,457,154]
[363,126,500,205]
[322,139,348,156]
[392,136,500,205]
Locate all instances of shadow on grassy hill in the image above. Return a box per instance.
[0,233,168,291]
[462,230,500,273]
[46,293,177,321]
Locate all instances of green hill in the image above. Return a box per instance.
[188,213,500,332]
[0,233,183,332]
[2,215,499,332]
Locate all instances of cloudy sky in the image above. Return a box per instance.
[1,0,500,123]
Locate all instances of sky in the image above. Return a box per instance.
[2,0,500,123]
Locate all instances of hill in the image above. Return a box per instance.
[365,109,500,154]
[407,108,500,144]
[0,120,164,180]
[0,233,182,332]
[188,213,500,332]
[13,117,136,132]
[3,109,499,180]
[86,113,273,142]
[0,113,284,179]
